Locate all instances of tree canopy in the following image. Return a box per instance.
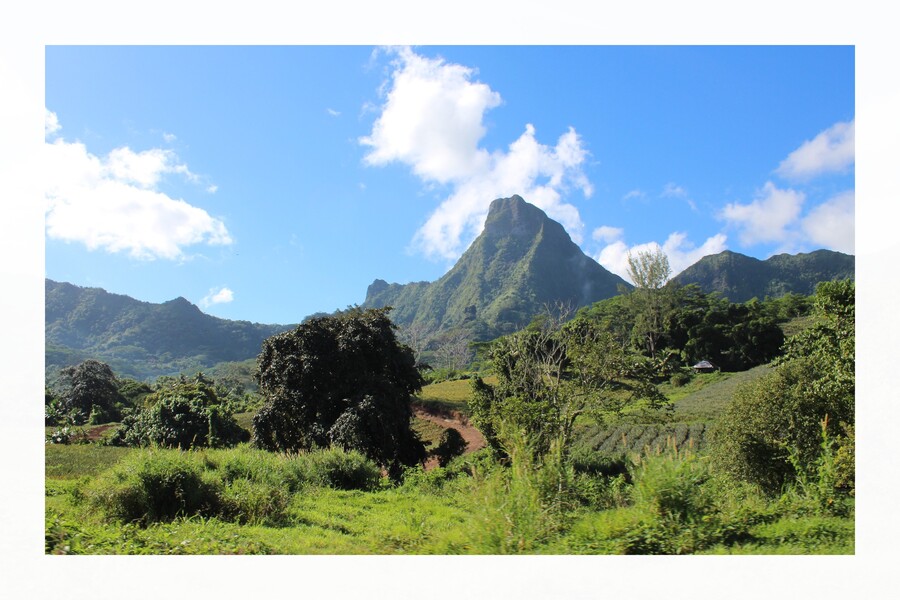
[251,307,426,478]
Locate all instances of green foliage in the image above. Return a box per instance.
[665,286,785,371]
[86,445,383,526]
[471,312,667,460]
[624,247,674,358]
[434,428,468,467]
[711,280,855,494]
[289,447,382,491]
[113,377,249,449]
[55,359,125,425]
[252,307,425,478]
[88,450,222,524]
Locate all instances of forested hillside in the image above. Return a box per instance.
[45,279,294,380]
[672,249,854,302]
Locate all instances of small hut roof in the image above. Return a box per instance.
[692,360,716,369]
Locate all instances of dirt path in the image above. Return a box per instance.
[412,403,486,470]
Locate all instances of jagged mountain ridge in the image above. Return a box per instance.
[672,249,855,302]
[362,195,630,340]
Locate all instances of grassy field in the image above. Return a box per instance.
[44,440,853,555]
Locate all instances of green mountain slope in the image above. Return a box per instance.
[45,279,295,380]
[672,249,854,302]
[363,195,630,340]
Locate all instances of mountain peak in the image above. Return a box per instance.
[363,195,628,339]
[483,195,548,239]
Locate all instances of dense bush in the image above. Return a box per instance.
[710,280,854,495]
[88,446,384,526]
[89,450,221,524]
[112,379,249,450]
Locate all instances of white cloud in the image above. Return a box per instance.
[163,132,177,143]
[592,225,624,244]
[801,190,855,254]
[719,182,805,246]
[776,119,855,181]
[595,232,728,283]
[207,184,218,194]
[201,287,234,307]
[622,189,645,201]
[45,109,61,137]
[361,47,592,260]
[326,108,341,117]
[105,146,196,188]
[44,116,231,260]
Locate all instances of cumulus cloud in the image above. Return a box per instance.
[201,287,234,307]
[801,190,855,254]
[44,114,231,260]
[595,231,728,283]
[719,182,805,246]
[776,119,855,181]
[361,47,593,260]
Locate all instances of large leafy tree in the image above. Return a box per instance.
[56,359,125,424]
[252,308,426,478]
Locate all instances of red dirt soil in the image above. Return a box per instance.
[412,403,486,470]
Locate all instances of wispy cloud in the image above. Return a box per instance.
[326,108,341,117]
[776,119,855,181]
[622,189,645,201]
[44,110,232,261]
[162,132,177,143]
[201,286,234,307]
[360,47,593,260]
[661,182,696,211]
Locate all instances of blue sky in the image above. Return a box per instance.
[44,45,854,325]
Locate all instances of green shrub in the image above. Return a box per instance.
[710,357,852,495]
[89,449,221,524]
[289,447,382,491]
